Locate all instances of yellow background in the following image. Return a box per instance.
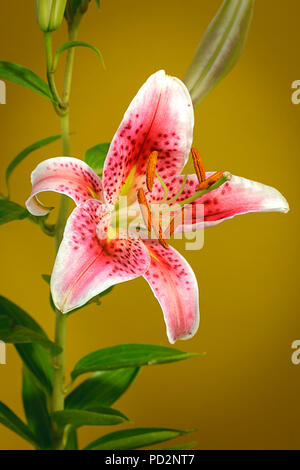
[0,0,299,450]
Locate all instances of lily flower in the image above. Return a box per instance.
[26,70,289,343]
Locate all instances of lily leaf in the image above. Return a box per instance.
[84,427,193,450]
[71,344,201,380]
[0,324,61,356]
[0,401,38,447]
[64,427,78,450]
[184,0,254,105]
[22,368,52,449]
[0,200,28,226]
[52,407,128,429]
[66,367,139,409]
[5,134,61,196]
[163,441,198,450]
[0,61,52,100]
[84,142,110,175]
[53,41,105,72]
[0,296,53,394]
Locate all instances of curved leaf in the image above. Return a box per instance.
[52,407,128,428]
[184,0,254,105]
[71,344,201,381]
[0,296,53,393]
[66,367,139,409]
[22,368,52,449]
[84,142,110,175]
[64,426,78,450]
[0,200,28,226]
[0,324,61,356]
[0,61,52,100]
[5,134,61,195]
[0,401,38,447]
[53,41,105,72]
[84,427,193,450]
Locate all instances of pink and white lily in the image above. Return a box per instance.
[26,70,289,343]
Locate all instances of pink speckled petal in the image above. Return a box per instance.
[143,240,199,344]
[147,173,289,232]
[103,70,194,206]
[26,157,103,216]
[51,199,150,313]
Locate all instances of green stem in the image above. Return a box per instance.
[49,19,82,451]
[62,21,81,105]
[43,32,65,114]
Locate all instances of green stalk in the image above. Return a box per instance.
[44,18,83,449]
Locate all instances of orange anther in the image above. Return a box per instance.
[137,187,168,249]
[191,147,206,184]
[146,151,158,192]
[196,171,224,191]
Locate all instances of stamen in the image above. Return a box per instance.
[161,172,232,213]
[191,147,206,184]
[146,151,158,191]
[165,207,184,238]
[137,188,168,249]
[196,171,224,191]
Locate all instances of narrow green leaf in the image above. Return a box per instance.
[22,368,52,449]
[84,427,192,450]
[184,0,254,105]
[84,142,110,175]
[0,61,52,100]
[0,401,38,447]
[163,441,198,450]
[53,41,105,72]
[5,134,61,195]
[71,344,201,380]
[0,296,47,334]
[41,274,56,312]
[52,407,128,429]
[0,296,53,393]
[66,368,139,409]
[95,0,100,8]
[0,200,28,226]
[0,324,61,356]
[64,426,78,450]
[41,274,51,284]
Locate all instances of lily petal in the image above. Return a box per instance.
[147,173,289,231]
[26,157,103,216]
[103,70,194,206]
[143,240,199,344]
[51,199,151,313]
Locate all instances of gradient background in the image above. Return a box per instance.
[0,0,299,450]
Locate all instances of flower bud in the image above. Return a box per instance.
[36,0,67,32]
[184,0,254,106]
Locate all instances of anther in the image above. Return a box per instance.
[137,187,168,249]
[146,151,158,192]
[191,147,206,184]
[196,171,224,191]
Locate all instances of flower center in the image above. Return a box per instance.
[137,147,231,238]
